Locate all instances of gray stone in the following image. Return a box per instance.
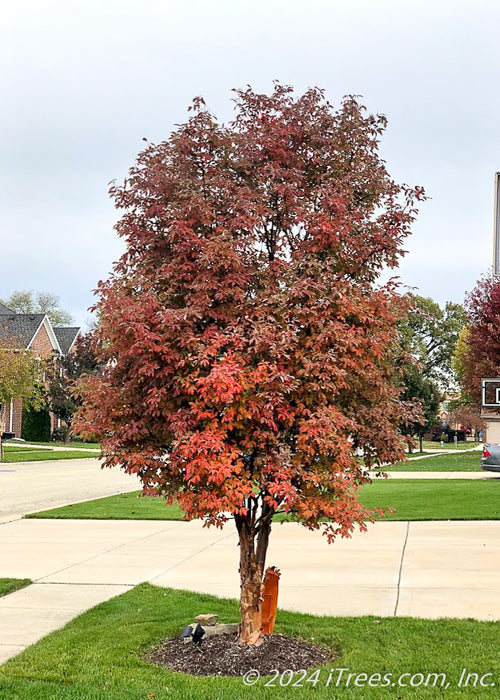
[195,614,218,626]
[203,623,239,637]
[185,621,239,640]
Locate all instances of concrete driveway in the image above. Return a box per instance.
[0,458,141,521]
[1,517,499,664]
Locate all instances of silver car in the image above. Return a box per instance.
[481,444,500,472]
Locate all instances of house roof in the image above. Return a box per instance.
[0,312,48,349]
[0,302,15,315]
[54,327,81,355]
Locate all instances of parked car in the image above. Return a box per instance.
[481,444,500,472]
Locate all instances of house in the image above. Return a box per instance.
[0,303,81,438]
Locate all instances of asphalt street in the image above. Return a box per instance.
[0,458,140,521]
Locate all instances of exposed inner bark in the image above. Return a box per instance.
[235,502,273,646]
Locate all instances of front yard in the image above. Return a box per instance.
[0,584,498,699]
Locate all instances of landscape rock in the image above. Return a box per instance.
[195,614,218,626]
[203,623,239,638]
[184,621,239,641]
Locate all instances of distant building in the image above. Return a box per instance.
[0,303,80,437]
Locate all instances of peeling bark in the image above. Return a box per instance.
[235,512,272,646]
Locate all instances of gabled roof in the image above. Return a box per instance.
[54,327,81,355]
[0,312,47,348]
[0,302,15,315]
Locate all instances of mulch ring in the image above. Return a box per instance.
[145,632,334,676]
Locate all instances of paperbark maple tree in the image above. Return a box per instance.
[75,84,423,645]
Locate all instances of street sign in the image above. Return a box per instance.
[481,378,500,407]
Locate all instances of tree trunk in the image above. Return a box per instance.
[64,424,72,444]
[235,512,272,646]
[419,433,423,453]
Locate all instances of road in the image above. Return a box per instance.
[0,458,140,521]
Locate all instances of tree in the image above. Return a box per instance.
[75,85,423,645]
[447,405,485,440]
[47,333,101,442]
[0,340,44,459]
[2,290,73,326]
[399,295,466,390]
[22,405,51,442]
[401,367,441,452]
[457,275,500,407]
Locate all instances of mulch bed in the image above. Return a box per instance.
[145,632,333,676]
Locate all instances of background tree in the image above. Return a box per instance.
[0,340,44,459]
[399,295,466,390]
[401,367,441,452]
[2,290,73,326]
[47,333,100,443]
[456,275,500,408]
[447,405,486,440]
[75,85,423,645]
[22,405,51,442]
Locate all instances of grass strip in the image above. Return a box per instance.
[421,440,481,451]
[0,578,32,597]
[26,479,500,522]
[0,584,498,699]
[3,445,52,453]
[3,450,98,463]
[389,451,482,472]
[5,441,101,449]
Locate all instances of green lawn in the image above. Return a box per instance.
[26,491,184,520]
[2,449,98,463]
[420,439,481,451]
[0,578,31,597]
[26,478,500,522]
[362,479,500,520]
[17,441,101,450]
[389,451,482,472]
[3,445,52,453]
[0,585,498,699]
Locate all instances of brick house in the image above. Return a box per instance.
[0,302,80,438]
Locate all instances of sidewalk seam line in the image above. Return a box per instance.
[147,530,236,583]
[31,523,180,583]
[394,521,410,616]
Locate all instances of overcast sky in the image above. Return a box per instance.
[1,0,499,327]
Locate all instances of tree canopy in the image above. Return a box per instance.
[2,290,73,326]
[458,275,500,408]
[398,294,466,391]
[0,340,44,458]
[75,84,423,644]
[400,366,441,451]
[47,332,101,442]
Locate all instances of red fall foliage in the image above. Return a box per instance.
[75,84,423,644]
[462,274,500,407]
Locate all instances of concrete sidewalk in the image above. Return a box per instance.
[1,518,499,665]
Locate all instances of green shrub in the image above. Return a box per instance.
[21,405,51,442]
